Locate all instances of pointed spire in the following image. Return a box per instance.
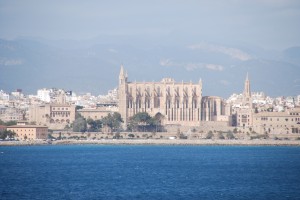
[243,72,251,97]
[119,64,127,84]
[119,64,125,77]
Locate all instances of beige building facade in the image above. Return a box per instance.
[7,125,48,140]
[78,104,118,120]
[201,96,231,123]
[236,74,254,128]
[253,108,300,134]
[29,103,76,130]
[119,66,203,127]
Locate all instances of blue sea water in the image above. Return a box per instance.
[0,145,300,200]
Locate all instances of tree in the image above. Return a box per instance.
[233,128,238,134]
[0,131,8,140]
[128,133,135,138]
[7,130,16,139]
[179,133,188,139]
[206,131,214,139]
[127,112,161,132]
[218,132,225,139]
[75,105,84,111]
[0,130,16,140]
[0,120,17,126]
[72,114,87,132]
[226,130,235,140]
[102,112,123,132]
[87,118,102,132]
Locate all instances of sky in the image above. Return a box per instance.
[0,0,300,50]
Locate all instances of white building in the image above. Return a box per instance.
[0,90,10,101]
[37,88,51,102]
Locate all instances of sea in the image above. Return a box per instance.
[1,145,300,200]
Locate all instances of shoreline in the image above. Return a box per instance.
[1,139,300,146]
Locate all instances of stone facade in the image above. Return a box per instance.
[78,104,118,121]
[253,108,300,134]
[0,107,24,122]
[29,102,76,130]
[118,66,203,127]
[236,74,254,128]
[7,125,48,140]
[118,65,232,129]
[201,96,231,123]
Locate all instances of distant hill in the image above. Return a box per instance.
[0,37,299,97]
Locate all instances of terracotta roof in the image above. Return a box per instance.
[7,125,48,128]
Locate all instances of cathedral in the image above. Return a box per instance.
[118,65,231,128]
[236,73,254,128]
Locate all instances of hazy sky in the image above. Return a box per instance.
[0,0,300,50]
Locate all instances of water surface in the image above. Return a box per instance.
[1,145,300,199]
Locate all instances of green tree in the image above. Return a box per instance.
[7,130,16,139]
[75,105,84,111]
[218,132,225,139]
[0,131,8,140]
[102,112,123,132]
[233,128,238,134]
[0,120,17,126]
[128,133,135,138]
[226,130,235,139]
[206,131,214,139]
[127,112,161,132]
[87,118,102,132]
[179,133,188,139]
[0,130,16,140]
[72,114,87,132]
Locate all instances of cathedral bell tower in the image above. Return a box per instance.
[118,65,128,127]
[242,73,252,108]
[237,73,253,128]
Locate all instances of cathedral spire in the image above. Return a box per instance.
[119,64,127,84]
[199,78,202,85]
[244,72,251,97]
[119,65,125,77]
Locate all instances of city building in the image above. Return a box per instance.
[37,88,51,102]
[7,124,48,140]
[118,65,203,127]
[201,96,231,123]
[253,107,300,134]
[0,125,6,132]
[0,107,25,122]
[236,74,254,128]
[28,92,76,130]
[78,103,118,120]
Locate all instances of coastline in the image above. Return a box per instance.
[1,139,300,146]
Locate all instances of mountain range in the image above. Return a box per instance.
[0,36,299,98]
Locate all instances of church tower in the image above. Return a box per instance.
[118,65,128,127]
[119,65,127,85]
[237,73,253,128]
[242,73,252,108]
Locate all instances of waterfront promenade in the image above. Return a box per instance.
[1,139,300,146]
